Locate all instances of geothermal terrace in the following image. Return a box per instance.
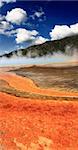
[0,65,78,150]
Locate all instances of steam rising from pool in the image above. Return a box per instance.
[0,45,78,67]
[0,51,78,67]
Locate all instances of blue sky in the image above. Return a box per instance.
[0,0,78,55]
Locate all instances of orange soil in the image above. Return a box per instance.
[0,92,78,150]
[0,72,78,149]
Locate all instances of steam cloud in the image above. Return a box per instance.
[0,45,78,67]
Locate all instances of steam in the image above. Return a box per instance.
[0,45,78,67]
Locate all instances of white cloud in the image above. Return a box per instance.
[15,28,38,44]
[50,23,78,40]
[6,8,27,25]
[70,23,78,34]
[0,14,5,21]
[31,8,45,20]
[0,22,48,46]
[34,11,44,18]
[4,28,17,36]
[0,0,16,7]
[12,28,48,45]
[0,21,13,34]
[34,36,48,45]
[0,21,13,30]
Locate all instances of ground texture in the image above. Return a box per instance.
[0,66,78,150]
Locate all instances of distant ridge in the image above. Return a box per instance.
[1,35,78,58]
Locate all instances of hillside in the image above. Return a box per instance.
[1,35,78,58]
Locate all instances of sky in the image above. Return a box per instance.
[0,0,78,55]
